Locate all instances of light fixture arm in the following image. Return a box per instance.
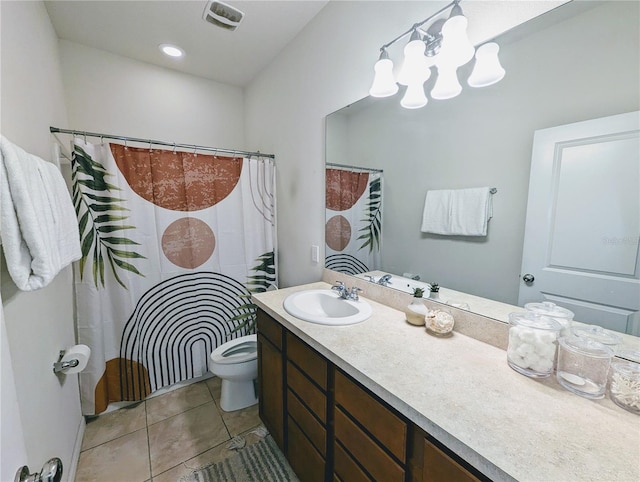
[379,0,457,52]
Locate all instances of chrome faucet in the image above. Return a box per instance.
[378,274,392,286]
[332,281,363,301]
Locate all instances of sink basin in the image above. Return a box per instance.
[283,289,372,325]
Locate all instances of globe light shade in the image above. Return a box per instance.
[369,56,398,98]
[397,39,431,86]
[468,42,506,88]
[401,81,428,109]
[431,64,462,100]
[440,15,475,68]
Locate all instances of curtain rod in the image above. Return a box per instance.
[49,127,275,160]
[327,163,383,173]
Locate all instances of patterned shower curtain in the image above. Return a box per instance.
[325,167,382,274]
[71,140,276,415]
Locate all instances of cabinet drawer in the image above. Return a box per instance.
[287,389,326,457]
[334,407,405,482]
[334,440,372,482]
[257,310,282,349]
[286,332,327,390]
[423,438,481,482]
[335,370,407,462]
[287,416,325,482]
[287,361,326,423]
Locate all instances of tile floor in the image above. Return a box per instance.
[75,377,264,482]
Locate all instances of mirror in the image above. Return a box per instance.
[325,1,639,334]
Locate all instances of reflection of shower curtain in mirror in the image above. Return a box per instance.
[325,167,382,274]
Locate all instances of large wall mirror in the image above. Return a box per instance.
[325,1,639,335]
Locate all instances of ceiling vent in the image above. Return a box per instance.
[202,1,244,31]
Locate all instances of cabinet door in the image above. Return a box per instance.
[422,438,481,482]
[257,333,285,450]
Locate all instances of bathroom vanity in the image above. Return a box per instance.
[253,282,639,482]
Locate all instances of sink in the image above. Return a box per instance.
[283,289,372,325]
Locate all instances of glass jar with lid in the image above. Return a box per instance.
[525,301,574,336]
[609,350,640,414]
[572,324,621,351]
[557,334,614,399]
[507,312,562,378]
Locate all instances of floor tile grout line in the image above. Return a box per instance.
[80,424,149,453]
[144,401,153,481]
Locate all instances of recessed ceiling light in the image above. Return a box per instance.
[159,44,184,58]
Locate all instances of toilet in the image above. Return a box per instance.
[209,334,258,412]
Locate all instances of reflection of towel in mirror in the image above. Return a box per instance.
[0,136,81,291]
[421,187,493,236]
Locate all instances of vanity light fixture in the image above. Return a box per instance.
[368,0,505,108]
[159,43,185,58]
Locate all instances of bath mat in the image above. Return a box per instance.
[179,435,299,482]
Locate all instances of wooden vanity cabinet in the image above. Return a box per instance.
[256,310,285,450]
[409,427,485,482]
[285,332,329,482]
[256,309,489,482]
[334,369,407,482]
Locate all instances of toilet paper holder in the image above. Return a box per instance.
[53,350,79,373]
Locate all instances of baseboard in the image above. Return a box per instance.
[65,416,85,482]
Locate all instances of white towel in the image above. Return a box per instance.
[0,136,81,291]
[421,187,493,236]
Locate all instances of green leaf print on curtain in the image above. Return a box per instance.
[230,250,277,335]
[72,145,146,289]
[357,175,382,253]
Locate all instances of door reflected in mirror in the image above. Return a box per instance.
[324,1,639,335]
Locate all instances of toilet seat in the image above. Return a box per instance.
[211,334,257,365]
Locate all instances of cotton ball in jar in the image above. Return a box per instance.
[507,312,561,378]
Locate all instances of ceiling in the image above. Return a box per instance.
[44,0,329,87]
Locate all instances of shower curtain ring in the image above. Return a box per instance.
[173,142,177,154]
[149,140,152,152]
[100,136,104,146]
[193,145,197,156]
[124,139,128,149]
[83,131,87,143]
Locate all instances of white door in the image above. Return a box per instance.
[519,111,640,335]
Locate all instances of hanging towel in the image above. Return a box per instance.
[421,187,493,236]
[0,135,81,291]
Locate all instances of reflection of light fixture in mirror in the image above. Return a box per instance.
[468,42,506,87]
[369,0,505,109]
[369,49,398,98]
[431,64,462,100]
[401,81,429,109]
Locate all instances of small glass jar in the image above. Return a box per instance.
[525,301,574,337]
[557,335,614,399]
[572,324,621,351]
[507,312,561,378]
[425,309,454,337]
[609,351,640,415]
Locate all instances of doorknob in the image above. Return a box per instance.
[522,274,535,284]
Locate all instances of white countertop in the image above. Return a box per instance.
[253,282,640,482]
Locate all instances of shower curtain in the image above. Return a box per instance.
[325,167,382,274]
[71,139,276,415]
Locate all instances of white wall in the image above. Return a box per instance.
[244,1,562,288]
[58,40,245,149]
[0,2,81,480]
